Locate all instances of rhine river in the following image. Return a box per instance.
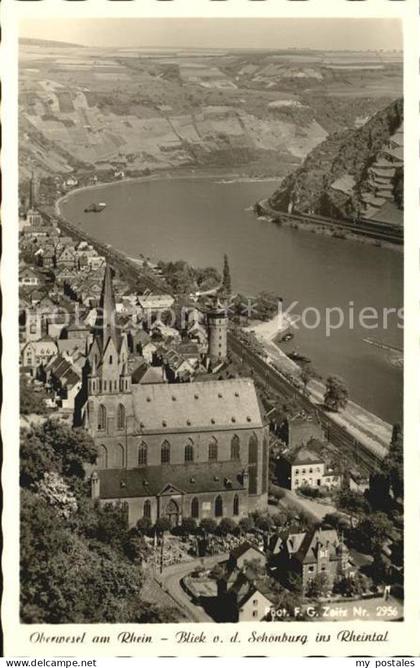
[61,176,403,424]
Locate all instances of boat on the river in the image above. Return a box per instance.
[287,350,311,364]
[84,202,107,213]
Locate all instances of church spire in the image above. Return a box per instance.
[95,263,120,350]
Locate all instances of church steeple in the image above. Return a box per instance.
[95,263,120,350]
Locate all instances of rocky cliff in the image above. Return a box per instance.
[266,98,403,223]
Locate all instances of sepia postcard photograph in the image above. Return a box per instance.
[1,0,419,658]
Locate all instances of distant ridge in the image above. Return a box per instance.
[20,37,83,49]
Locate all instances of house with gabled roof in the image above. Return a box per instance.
[272,527,352,593]
[131,361,165,385]
[212,543,272,622]
[277,444,342,491]
[45,354,82,410]
[21,338,58,377]
[56,246,77,270]
[19,266,40,288]
[227,541,267,572]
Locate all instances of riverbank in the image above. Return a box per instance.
[242,315,392,451]
[244,312,290,341]
[55,169,280,218]
[255,199,403,252]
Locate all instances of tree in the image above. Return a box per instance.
[383,423,403,500]
[20,489,146,623]
[136,517,152,534]
[270,512,288,528]
[200,518,218,534]
[357,512,393,553]
[20,420,97,490]
[124,531,151,564]
[93,502,129,551]
[239,516,255,533]
[20,375,47,415]
[128,600,182,623]
[323,512,350,532]
[222,254,231,295]
[218,517,237,536]
[300,365,315,397]
[324,376,348,412]
[333,574,366,597]
[284,571,302,594]
[154,517,171,533]
[335,489,370,526]
[254,514,274,533]
[392,166,404,209]
[371,548,389,585]
[180,517,197,535]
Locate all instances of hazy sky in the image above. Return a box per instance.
[20,18,402,51]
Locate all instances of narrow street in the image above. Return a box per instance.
[157,553,228,623]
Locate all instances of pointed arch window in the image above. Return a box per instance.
[248,433,258,463]
[97,444,108,469]
[215,495,223,518]
[248,433,258,495]
[231,434,240,460]
[138,441,148,467]
[161,440,171,464]
[233,494,239,516]
[117,443,125,468]
[143,499,151,520]
[185,440,194,463]
[191,497,199,519]
[208,437,218,462]
[117,403,125,430]
[262,435,268,494]
[98,404,107,431]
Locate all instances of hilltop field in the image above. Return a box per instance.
[19,40,402,182]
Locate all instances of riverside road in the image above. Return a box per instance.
[228,331,386,473]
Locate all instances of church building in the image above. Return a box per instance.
[75,265,269,527]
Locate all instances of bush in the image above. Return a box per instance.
[154,517,171,533]
[324,376,348,412]
[239,516,255,533]
[333,575,366,598]
[180,517,197,535]
[20,375,48,415]
[136,517,152,534]
[200,518,217,534]
[254,515,274,533]
[270,512,288,528]
[298,485,324,499]
[218,517,237,536]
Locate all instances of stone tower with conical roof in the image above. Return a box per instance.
[207,299,228,364]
